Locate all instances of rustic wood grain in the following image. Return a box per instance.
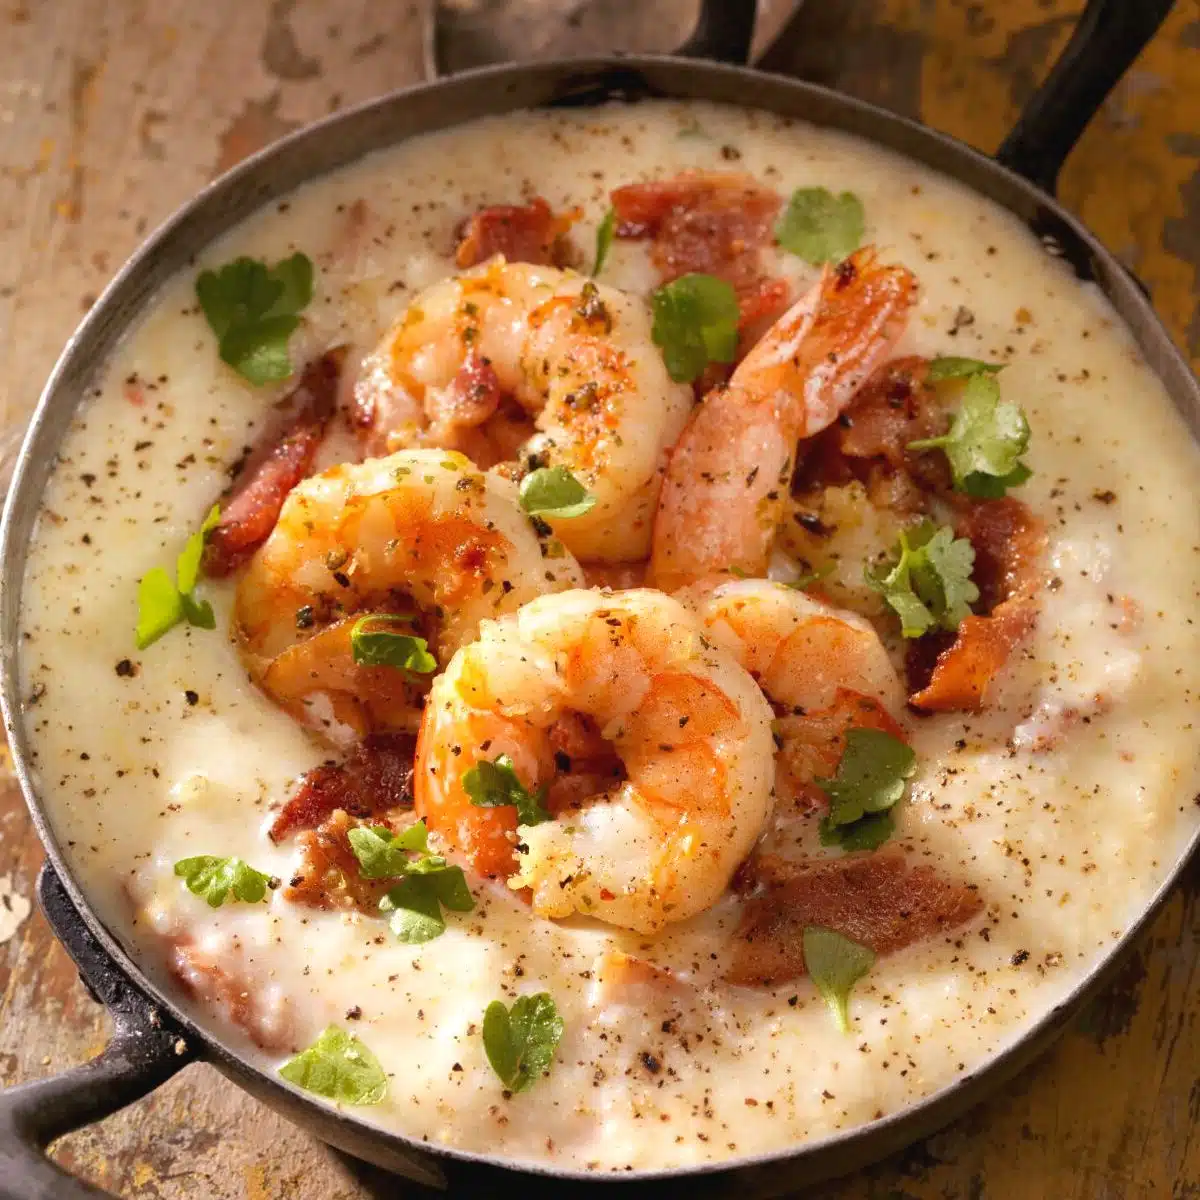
[0,1,1196,1197]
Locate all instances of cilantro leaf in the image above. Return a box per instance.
[174,855,272,907]
[195,252,315,386]
[381,867,474,944]
[592,208,615,276]
[926,356,1004,382]
[815,727,916,831]
[650,273,740,383]
[464,754,551,826]
[518,467,597,519]
[278,1025,387,1105]
[865,520,979,638]
[819,808,896,853]
[482,992,564,1093]
[802,926,876,1033]
[349,614,437,675]
[909,373,1031,496]
[776,188,864,264]
[135,505,222,650]
[347,820,431,879]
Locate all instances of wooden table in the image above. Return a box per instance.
[1,1,1196,1196]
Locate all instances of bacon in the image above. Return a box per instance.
[910,497,1046,712]
[610,171,789,331]
[455,197,577,269]
[727,851,983,987]
[268,732,416,843]
[203,347,345,577]
[281,808,395,912]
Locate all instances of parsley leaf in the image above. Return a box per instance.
[815,727,916,853]
[135,505,222,650]
[592,208,615,276]
[926,356,1004,382]
[381,868,475,944]
[195,252,314,386]
[776,187,865,264]
[278,1025,387,1105]
[349,614,437,675]
[347,821,431,879]
[650,273,740,383]
[865,520,979,639]
[482,992,564,1092]
[174,855,272,907]
[518,467,597,519]
[802,926,876,1032]
[464,754,551,826]
[909,373,1031,496]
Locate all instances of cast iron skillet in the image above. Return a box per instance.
[1,1,1196,1197]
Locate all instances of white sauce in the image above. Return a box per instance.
[17,101,1200,1172]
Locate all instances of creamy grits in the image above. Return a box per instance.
[17,100,1200,1173]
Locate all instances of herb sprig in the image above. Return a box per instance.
[279,1025,387,1105]
[482,992,564,1092]
[816,727,916,852]
[135,505,221,650]
[174,854,273,908]
[650,273,740,383]
[776,187,864,265]
[803,926,876,1032]
[464,755,552,827]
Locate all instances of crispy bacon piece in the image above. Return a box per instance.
[773,688,906,812]
[455,197,577,269]
[728,851,983,987]
[910,497,1046,712]
[203,348,345,577]
[282,808,395,912]
[268,732,416,843]
[610,171,789,332]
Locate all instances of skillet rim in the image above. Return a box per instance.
[2,51,1198,1188]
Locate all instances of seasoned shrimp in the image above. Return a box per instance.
[650,248,918,589]
[680,579,907,807]
[235,449,583,739]
[415,588,775,933]
[354,260,693,562]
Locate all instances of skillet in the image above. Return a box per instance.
[1,1,1196,1196]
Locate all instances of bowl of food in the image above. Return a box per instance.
[2,1,1196,1196]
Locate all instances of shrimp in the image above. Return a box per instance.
[234,449,583,740]
[650,248,918,590]
[354,260,693,563]
[679,579,907,808]
[414,588,775,933]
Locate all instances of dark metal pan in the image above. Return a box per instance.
[1,1,1195,1197]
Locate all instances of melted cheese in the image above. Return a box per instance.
[18,101,1200,1172]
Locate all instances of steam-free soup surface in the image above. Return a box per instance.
[19,101,1200,1171]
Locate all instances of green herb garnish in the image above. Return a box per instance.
[349,614,437,675]
[926,356,1005,382]
[775,187,864,264]
[518,467,597,519]
[346,820,431,878]
[909,373,1031,497]
[195,252,314,385]
[864,520,979,639]
[135,504,221,650]
[650,273,740,383]
[464,754,551,826]
[482,992,564,1093]
[278,1025,387,1105]
[592,208,616,276]
[803,926,876,1032]
[786,563,835,591]
[174,854,272,908]
[815,727,916,852]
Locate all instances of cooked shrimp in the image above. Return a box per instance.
[354,260,693,562]
[679,578,907,807]
[414,588,775,933]
[234,449,583,739]
[650,248,918,590]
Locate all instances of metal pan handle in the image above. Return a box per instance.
[0,865,196,1200]
[996,0,1174,195]
[678,0,757,65]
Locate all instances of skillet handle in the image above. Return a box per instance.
[0,865,196,1200]
[995,0,1173,195]
[678,0,757,65]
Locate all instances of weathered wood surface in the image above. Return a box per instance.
[0,1,1196,1196]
